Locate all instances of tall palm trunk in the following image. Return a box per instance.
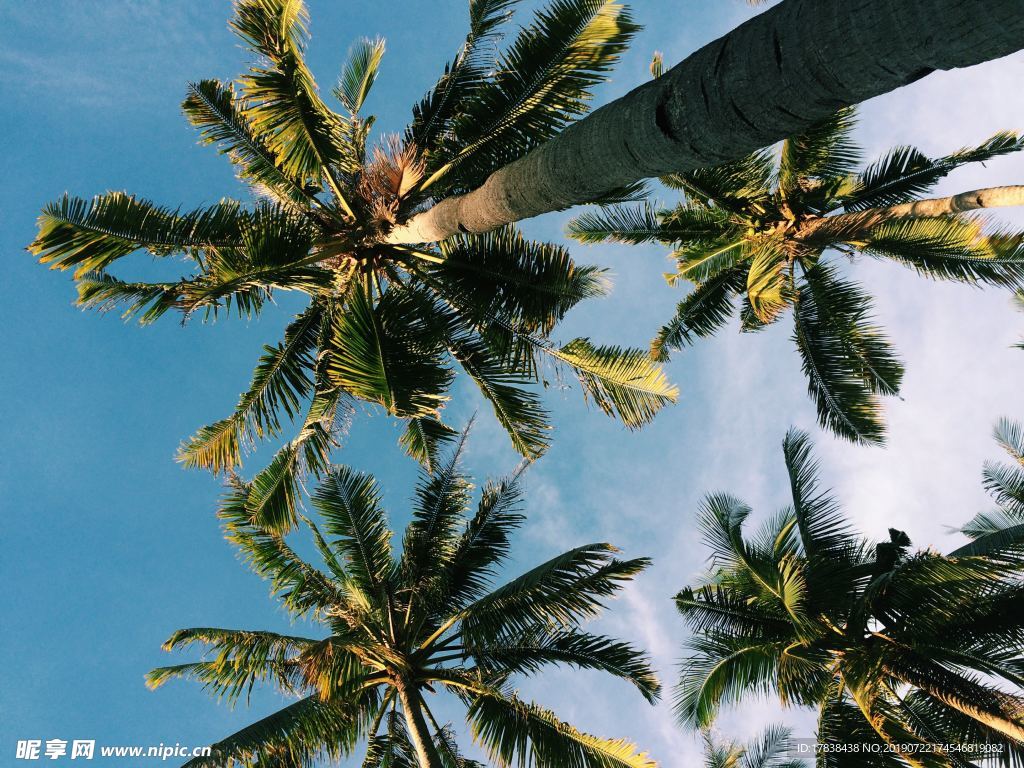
[797,185,1024,243]
[388,0,1024,244]
[396,679,444,768]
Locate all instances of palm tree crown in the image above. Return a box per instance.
[568,106,1024,444]
[28,0,677,533]
[149,431,660,768]
[675,428,1024,768]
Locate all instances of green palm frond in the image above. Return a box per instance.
[675,633,784,728]
[670,148,776,206]
[864,216,1024,288]
[182,79,321,209]
[566,203,668,244]
[551,339,680,428]
[447,330,552,458]
[779,107,860,194]
[335,37,386,115]
[460,544,649,642]
[185,692,375,768]
[745,237,794,324]
[399,417,459,473]
[793,266,902,445]
[471,628,661,702]
[179,303,323,473]
[651,268,745,360]
[674,238,748,283]
[29,192,244,277]
[435,227,609,335]
[994,418,1024,466]
[312,466,395,595]
[408,0,520,160]
[326,284,453,418]
[436,0,638,193]
[842,131,1024,212]
[467,691,657,768]
[444,467,527,607]
[781,428,854,562]
[74,271,181,325]
[147,628,316,704]
[400,425,474,589]
[232,0,355,193]
[219,479,349,614]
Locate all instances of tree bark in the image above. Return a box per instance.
[797,185,1024,244]
[396,679,444,768]
[388,0,1024,244]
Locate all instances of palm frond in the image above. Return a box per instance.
[400,425,474,590]
[471,628,661,703]
[311,465,395,595]
[994,418,1024,467]
[444,467,528,608]
[183,692,375,768]
[74,271,181,325]
[842,131,1024,212]
[782,428,854,562]
[550,339,679,428]
[29,192,244,277]
[400,417,459,472]
[408,0,519,160]
[435,226,609,335]
[460,543,648,642]
[437,0,638,193]
[792,267,900,445]
[326,284,453,418]
[468,691,657,768]
[447,330,552,458]
[232,0,355,192]
[864,217,1024,288]
[335,37,386,115]
[745,237,794,324]
[651,268,745,360]
[779,107,860,193]
[566,203,667,245]
[182,79,319,209]
[178,303,323,473]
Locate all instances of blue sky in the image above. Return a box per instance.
[2,1,1023,765]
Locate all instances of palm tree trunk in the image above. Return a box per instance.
[395,679,444,768]
[881,185,1024,218]
[797,185,1024,244]
[387,0,1024,244]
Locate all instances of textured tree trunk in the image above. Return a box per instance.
[880,185,1024,218]
[396,680,444,768]
[797,185,1024,243]
[388,0,1024,244]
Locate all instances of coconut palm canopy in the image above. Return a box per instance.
[568,105,1024,445]
[148,431,660,768]
[28,0,678,534]
[674,427,1024,768]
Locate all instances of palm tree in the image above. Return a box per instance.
[28,0,677,533]
[387,0,1024,243]
[674,428,1024,768]
[148,431,661,768]
[700,726,805,768]
[569,107,1024,444]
